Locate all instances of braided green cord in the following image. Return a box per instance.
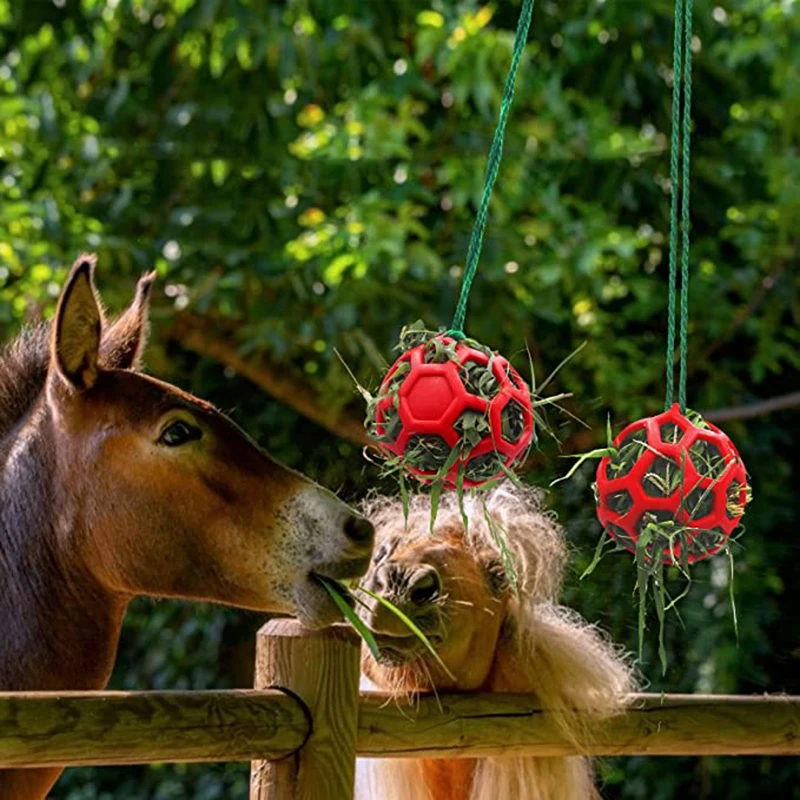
[664,0,693,411]
[678,0,693,412]
[448,0,534,338]
[664,0,684,409]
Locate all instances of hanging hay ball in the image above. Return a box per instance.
[595,403,750,565]
[367,327,534,489]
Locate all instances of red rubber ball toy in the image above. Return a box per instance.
[372,336,534,489]
[595,403,748,564]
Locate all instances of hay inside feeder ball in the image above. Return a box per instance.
[595,403,751,567]
[367,325,535,490]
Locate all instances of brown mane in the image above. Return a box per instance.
[0,323,51,441]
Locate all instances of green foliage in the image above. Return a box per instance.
[0,1,797,797]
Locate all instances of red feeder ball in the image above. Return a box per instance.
[372,336,534,489]
[595,403,748,564]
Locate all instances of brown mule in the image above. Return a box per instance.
[0,255,374,798]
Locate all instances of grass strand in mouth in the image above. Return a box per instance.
[316,575,381,661]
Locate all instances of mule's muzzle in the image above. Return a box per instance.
[344,514,375,547]
[308,515,373,581]
[295,555,370,630]
[284,489,374,629]
[309,555,372,582]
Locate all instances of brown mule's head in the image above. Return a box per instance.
[45,255,373,628]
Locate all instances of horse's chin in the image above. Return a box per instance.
[372,633,439,663]
[375,647,421,667]
[363,655,439,695]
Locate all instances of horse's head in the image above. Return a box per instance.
[359,487,566,691]
[358,524,510,691]
[44,255,373,628]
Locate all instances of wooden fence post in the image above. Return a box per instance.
[249,619,361,800]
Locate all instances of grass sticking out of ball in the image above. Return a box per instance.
[340,322,581,598]
[363,323,575,472]
[554,407,751,673]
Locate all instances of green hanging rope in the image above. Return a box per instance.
[447,0,534,338]
[678,0,693,412]
[664,0,694,412]
[664,0,683,409]
[550,0,743,677]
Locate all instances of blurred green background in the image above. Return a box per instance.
[1,0,797,797]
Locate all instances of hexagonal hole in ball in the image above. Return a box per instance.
[659,421,686,444]
[606,489,634,516]
[465,451,505,483]
[461,359,500,399]
[379,407,404,444]
[685,484,715,520]
[404,434,452,474]
[635,509,677,560]
[687,526,727,560]
[726,479,748,519]
[641,454,682,498]
[500,398,526,444]
[689,438,727,481]
[605,430,648,480]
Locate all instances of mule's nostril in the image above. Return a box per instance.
[409,568,440,606]
[344,515,374,546]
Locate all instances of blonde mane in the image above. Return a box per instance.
[363,483,566,601]
[357,483,636,800]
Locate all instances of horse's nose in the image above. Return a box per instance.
[344,514,374,547]
[408,566,441,606]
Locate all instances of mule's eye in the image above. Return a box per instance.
[158,420,202,447]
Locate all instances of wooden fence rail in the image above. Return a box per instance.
[0,690,308,769]
[0,620,797,800]
[357,691,800,758]
[1,687,797,768]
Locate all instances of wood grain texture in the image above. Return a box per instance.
[1,689,797,771]
[0,690,308,768]
[357,692,800,758]
[250,620,362,800]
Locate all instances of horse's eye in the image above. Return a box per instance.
[158,420,202,447]
[374,544,389,563]
[374,540,395,564]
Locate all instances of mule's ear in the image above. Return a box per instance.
[481,554,510,597]
[51,254,103,390]
[100,271,156,370]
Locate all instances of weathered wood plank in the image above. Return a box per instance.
[357,692,800,758]
[0,690,797,769]
[250,620,362,800]
[0,690,308,768]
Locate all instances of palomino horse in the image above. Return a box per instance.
[356,484,634,800]
[0,255,374,798]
